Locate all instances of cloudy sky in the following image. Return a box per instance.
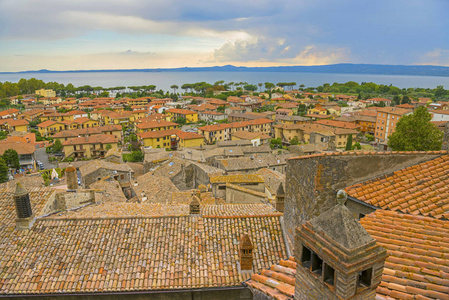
[0,0,448,71]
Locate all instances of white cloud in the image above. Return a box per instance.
[418,49,449,66]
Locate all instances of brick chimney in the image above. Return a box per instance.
[295,190,387,300]
[14,183,35,230]
[239,233,253,271]
[189,195,201,216]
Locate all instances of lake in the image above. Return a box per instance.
[1,71,449,91]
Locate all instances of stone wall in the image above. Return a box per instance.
[284,152,444,245]
[225,185,267,204]
[171,164,212,191]
[83,169,132,188]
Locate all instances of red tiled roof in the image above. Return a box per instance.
[62,134,118,145]
[361,210,449,300]
[37,120,62,128]
[346,154,449,219]
[139,129,203,140]
[198,118,273,132]
[136,120,178,129]
[376,107,412,116]
[5,119,29,127]
[316,119,360,130]
[245,257,297,300]
[167,108,197,115]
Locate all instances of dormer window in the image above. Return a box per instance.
[358,268,372,287]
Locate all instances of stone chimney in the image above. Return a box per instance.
[189,195,201,216]
[14,183,35,230]
[294,190,387,300]
[66,164,78,192]
[239,233,253,271]
[275,182,285,212]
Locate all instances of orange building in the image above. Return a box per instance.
[375,107,412,142]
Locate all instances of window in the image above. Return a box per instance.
[120,174,124,180]
[323,263,335,286]
[311,253,323,275]
[358,268,372,287]
[300,246,312,268]
[218,185,226,190]
[157,138,160,142]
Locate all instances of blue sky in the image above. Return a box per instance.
[0,0,448,71]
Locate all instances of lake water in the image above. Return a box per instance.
[1,71,449,91]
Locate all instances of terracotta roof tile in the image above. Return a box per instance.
[346,155,449,218]
[360,210,449,300]
[245,257,297,300]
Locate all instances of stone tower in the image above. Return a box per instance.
[189,195,201,216]
[275,182,285,212]
[14,183,35,230]
[239,233,253,271]
[295,190,387,300]
[66,164,78,192]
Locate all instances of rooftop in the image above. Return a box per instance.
[361,209,449,300]
[345,154,449,219]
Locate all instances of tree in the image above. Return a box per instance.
[2,149,20,170]
[170,85,179,94]
[401,95,411,104]
[388,107,444,151]
[217,105,225,113]
[51,139,63,153]
[0,157,8,183]
[345,135,353,151]
[175,117,187,125]
[290,136,299,145]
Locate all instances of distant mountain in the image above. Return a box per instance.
[2,64,449,77]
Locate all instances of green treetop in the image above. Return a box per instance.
[388,107,443,151]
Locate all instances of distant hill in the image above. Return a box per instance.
[2,63,449,77]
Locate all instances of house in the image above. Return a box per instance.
[0,108,20,119]
[135,120,179,133]
[166,108,198,123]
[62,134,119,159]
[277,115,311,125]
[1,119,29,132]
[198,118,273,144]
[79,160,134,188]
[73,117,100,129]
[138,129,204,150]
[210,174,265,198]
[52,125,122,143]
[37,120,69,136]
[199,111,227,122]
[35,88,56,97]
[430,109,449,122]
[231,131,271,146]
[0,140,36,171]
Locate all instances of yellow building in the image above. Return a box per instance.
[74,117,100,129]
[35,89,56,98]
[40,97,62,105]
[198,118,273,144]
[129,110,148,122]
[135,120,179,133]
[62,134,119,159]
[52,125,123,143]
[37,120,68,136]
[167,109,198,123]
[307,106,327,115]
[139,129,204,149]
[1,119,29,132]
